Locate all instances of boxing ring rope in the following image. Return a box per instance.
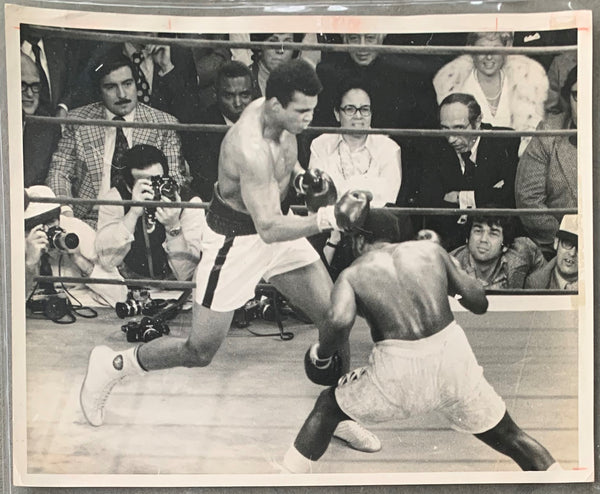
[28,25,577,56]
[24,115,577,139]
[28,195,577,217]
[30,275,577,296]
[23,27,580,297]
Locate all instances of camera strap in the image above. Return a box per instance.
[142,219,156,280]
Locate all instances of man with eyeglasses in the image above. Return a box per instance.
[525,214,578,290]
[21,52,60,187]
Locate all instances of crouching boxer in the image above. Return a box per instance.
[80,58,380,452]
[285,207,560,473]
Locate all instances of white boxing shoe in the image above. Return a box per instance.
[80,345,142,426]
[333,420,382,453]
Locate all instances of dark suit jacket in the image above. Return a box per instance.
[417,124,520,249]
[23,108,61,187]
[182,103,227,201]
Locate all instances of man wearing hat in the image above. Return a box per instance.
[24,185,97,297]
[285,206,559,473]
[525,214,578,290]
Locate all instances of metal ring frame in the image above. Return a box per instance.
[23,27,579,296]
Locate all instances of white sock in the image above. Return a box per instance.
[546,462,562,471]
[282,446,314,473]
[120,346,146,376]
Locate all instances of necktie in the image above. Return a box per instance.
[131,52,152,105]
[111,116,129,188]
[460,152,476,186]
[29,42,51,108]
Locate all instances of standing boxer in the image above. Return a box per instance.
[285,209,559,472]
[80,59,380,452]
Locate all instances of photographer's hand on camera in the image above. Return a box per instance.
[155,191,182,233]
[123,178,154,232]
[25,224,49,269]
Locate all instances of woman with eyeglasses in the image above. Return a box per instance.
[515,66,578,260]
[433,32,549,156]
[307,81,402,271]
[308,81,401,208]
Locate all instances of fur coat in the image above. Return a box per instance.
[433,54,549,151]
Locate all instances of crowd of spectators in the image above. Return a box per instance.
[21,27,580,304]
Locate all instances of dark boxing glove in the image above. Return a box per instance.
[316,189,373,232]
[293,169,338,213]
[304,343,344,386]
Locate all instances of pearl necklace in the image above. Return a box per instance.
[475,69,504,103]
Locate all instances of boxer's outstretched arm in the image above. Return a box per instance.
[239,150,322,243]
[320,272,356,357]
[441,248,488,314]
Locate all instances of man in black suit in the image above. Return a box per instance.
[182,61,254,201]
[418,93,520,251]
[21,53,60,187]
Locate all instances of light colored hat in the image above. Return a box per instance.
[557,214,578,241]
[24,185,60,230]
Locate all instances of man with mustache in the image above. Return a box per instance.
[46,53,187,228]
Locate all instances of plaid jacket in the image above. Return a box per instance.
[46,102,186,227]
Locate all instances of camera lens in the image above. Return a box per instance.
[48,227,80,251]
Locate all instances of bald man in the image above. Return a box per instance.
[21,53,60,187]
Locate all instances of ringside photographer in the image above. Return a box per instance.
[24,185,98,316]
[93,144,205,304]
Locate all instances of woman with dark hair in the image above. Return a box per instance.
[308,81,401,208]
[515,66,578,259]
[248,33,304,97]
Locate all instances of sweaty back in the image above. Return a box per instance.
[349,240,455,341]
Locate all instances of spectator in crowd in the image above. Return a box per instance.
[94,145,204,290]
[308,80,404,272]
[418,93,520,250]
[450,214,547,289]
[183,61,255,200]
[525,214,578,290]
[24,185,96,297]
[20,24,100,116]
[308,81,401,208]
[21,53,60,187]
[515,67,577,259]
[183,33,233,112]
[46,53,187,228]
[68,35,199,123]
[433,31,548,156]
[249,33,304,98]
[312,33,438,206]
[384,32,469,78]
[545,51,578,114]
[513,28,577,72]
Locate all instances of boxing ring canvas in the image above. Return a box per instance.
[2,4,595,489]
